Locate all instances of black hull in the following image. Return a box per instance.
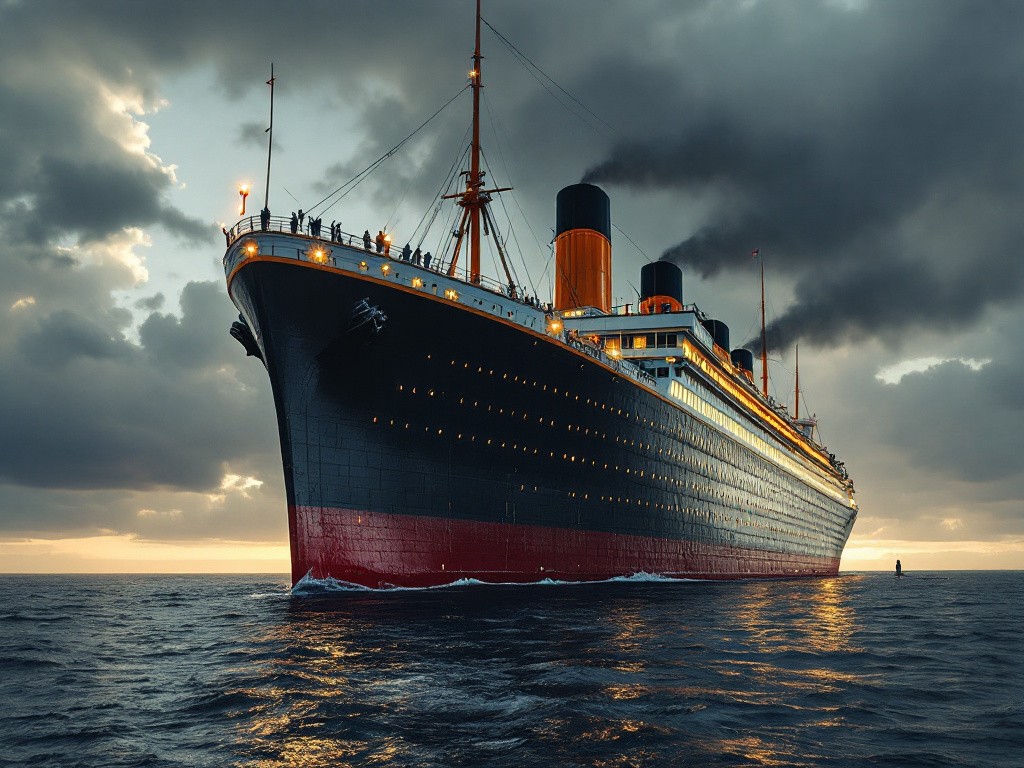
[228,248,855,586]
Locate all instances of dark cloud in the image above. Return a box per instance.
[18,309,133,367]
[582,1,1024,352]
[0,280,278,494]
[135,293,165,311]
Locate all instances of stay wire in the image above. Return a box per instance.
[307,84,469,217]
[482,17,624,142]
[415,140,470,250]
[479,94,539,298]
[612,223,654,264]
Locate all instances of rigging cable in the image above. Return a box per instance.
[481,17,625,142]
[480,91,542,299]
[412,130,472,248]
[383,88,469,237]
[305,84,469,218]
[612,223,654,265]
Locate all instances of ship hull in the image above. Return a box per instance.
[229,247,855,588]
[293,505,840,588]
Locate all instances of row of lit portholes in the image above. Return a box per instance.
[390,367,851,536]
[673,378,847,501]
[431,350,827,493]
[404,353,853,522]
[368,407,848,548]
[524,479,838,551]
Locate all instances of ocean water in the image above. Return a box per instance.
[1,572,1021,767]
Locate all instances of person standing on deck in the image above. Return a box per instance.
[896,559,903,578]
[375,230,385,253]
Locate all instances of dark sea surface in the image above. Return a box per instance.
[1,572,1021,767]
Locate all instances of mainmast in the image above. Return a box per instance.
[445,0,511,285]
[794,343,800,419]
[469,0,483,284]
[760,254,769,398]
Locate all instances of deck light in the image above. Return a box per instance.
[242,239,258,258]
[238,183,251,215]
[548,319,562,334]
[308,243,329,263]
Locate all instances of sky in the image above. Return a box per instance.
[1,0,1022,573]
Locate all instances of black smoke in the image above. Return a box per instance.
[584,1,1024,352]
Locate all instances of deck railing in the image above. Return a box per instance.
[225,216,542,305]
[226,217,656,389]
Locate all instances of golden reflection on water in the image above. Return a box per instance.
[604,602,653,674]
[229,578,867,766]
[711,578,867,703]
[234,612,404,767]
[731,577,861,655]
[804,577,859,653]
[715,734,814,767]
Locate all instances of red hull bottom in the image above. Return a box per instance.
[290,505,841,588]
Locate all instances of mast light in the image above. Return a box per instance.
[238,183,251,215]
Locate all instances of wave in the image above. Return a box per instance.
[290,570,700,595]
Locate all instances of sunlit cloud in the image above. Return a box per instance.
[875,356,990,385]
[98,83,177,183]
[10,296,36,311]
[137,508,183,519]
[60,227,152,285]
[208,472,265,503]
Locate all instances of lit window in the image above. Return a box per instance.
[412,277,424,288]
[381,263,391,275]
[444,288,459,301]
[241,239,259,258]
[359,261,368,271]
[632,335,647,350]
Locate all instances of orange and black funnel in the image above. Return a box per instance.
[639,261,683,314]
[554,183,611,312]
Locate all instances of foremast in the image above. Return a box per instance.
[444,0,513,289]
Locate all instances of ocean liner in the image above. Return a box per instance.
[223,3,857,588]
